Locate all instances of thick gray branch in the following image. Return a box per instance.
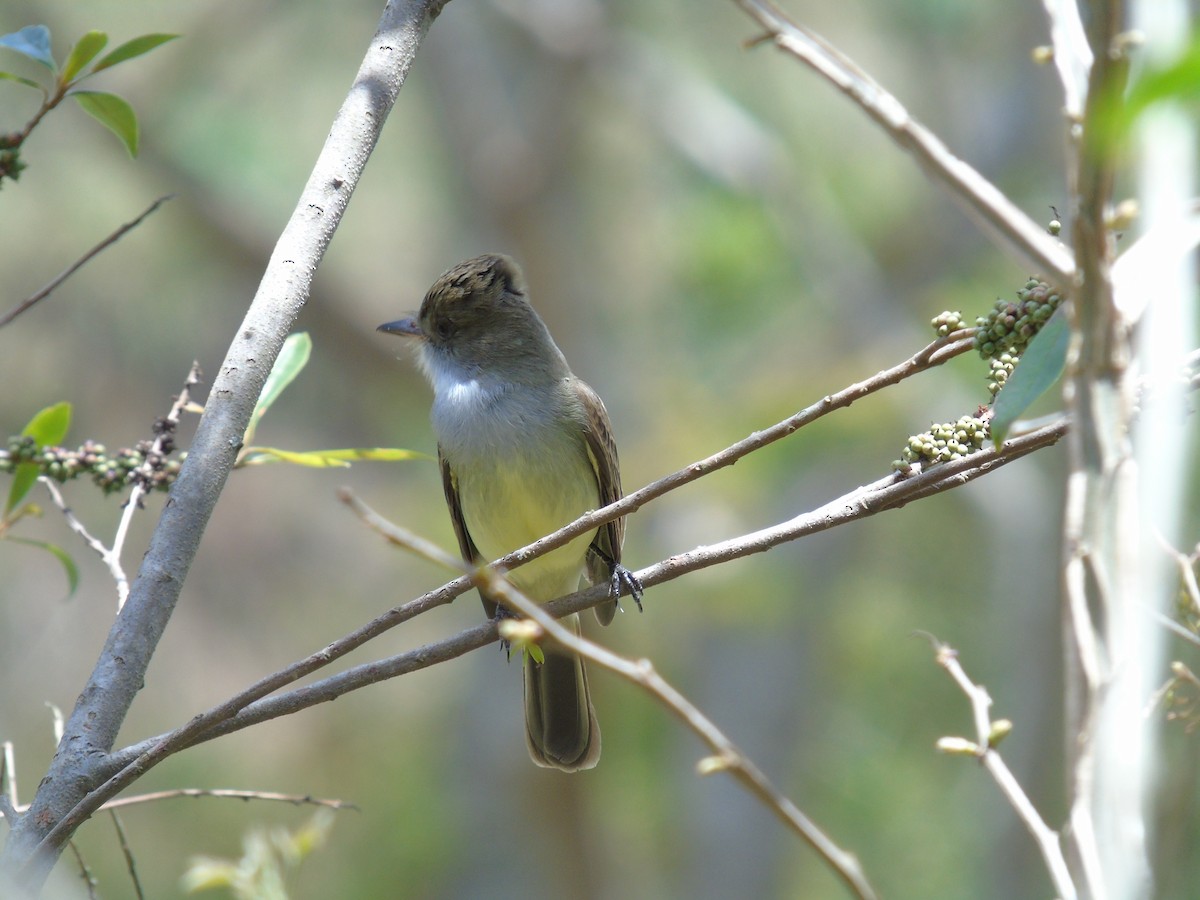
[0,1,449,891]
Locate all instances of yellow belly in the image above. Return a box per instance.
[457,449,597,602]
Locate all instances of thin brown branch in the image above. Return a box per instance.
[1157,532,1200,620]
[101,788,357,813]
[110,361,203,610]
[732,0,1074,284]
[108,811,145,900]
[65,842,98,900]
[0,196,174,329]
[382,518,878,900]
[37,363,202,611]
[929,638,1077,900]
[14,80,66,145]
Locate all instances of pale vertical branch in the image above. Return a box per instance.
[1060,1,1154,898]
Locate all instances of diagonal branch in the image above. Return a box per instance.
[385,517,879,900]
[732,0,1075,285]
[491,330,977,579]
[0,196,174,329]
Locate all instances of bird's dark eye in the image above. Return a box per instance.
[433,316,454,340]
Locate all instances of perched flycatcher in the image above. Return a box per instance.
[379,254,633,772]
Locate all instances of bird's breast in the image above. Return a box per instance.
[435,383,598,600]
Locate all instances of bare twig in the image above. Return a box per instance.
[110,362,203,611]
[1146,609,1200,649]
[45,704,64,747]
[108,811,145,900]
[101,788,357,813]
[37,364,200,611]
[1157,532,1200,620]
[39,477,123,585]
[65,842,98,900]
[731,0,1074,284]
[928,637,1077,900]
[379,514,878,900]
[0,196,174,329]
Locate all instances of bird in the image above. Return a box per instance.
[378,253,638,771]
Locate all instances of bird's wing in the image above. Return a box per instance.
[439,446,497,620]
[577,379,624,626]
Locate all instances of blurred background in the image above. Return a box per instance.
[0,0,1195,897]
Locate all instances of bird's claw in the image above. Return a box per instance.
[609,563,644,612]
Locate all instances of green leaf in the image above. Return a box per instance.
[7,537,80,598]
[23,400,72,445]
[71,90,138,156]
[0,70,48,94]
[6,402,71,515]
[60,31,107,84]
[244,332,311,446]
[5,466,38,517]
[91,33,179,74]
[991,309,1069,445]
[238,447,428,468]
[1097,35,1200,149]
[0,26,55,71]
[1126,35,1200,118]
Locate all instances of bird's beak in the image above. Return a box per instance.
[377,317,424,338]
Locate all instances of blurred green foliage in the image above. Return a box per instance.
[1,2,1198,899]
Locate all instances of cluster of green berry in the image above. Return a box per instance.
[987,354,1018,398]
[1,429,182,495]
[930,310,967,337]
[973,279,1062,360]
[895,278,1063,472]
[893,414,990,472]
